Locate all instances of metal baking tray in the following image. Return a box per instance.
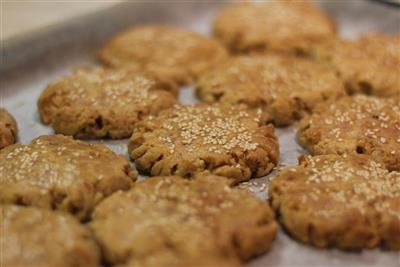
[1,1,399,267]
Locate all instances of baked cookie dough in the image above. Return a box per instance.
[196,55,345,126]
[38,67,177,139]
[128,104,279,183]
[298,95,400,171]
[269,154,400,250]
[0,107,17,149]
[213,0,336,55]
[91,175,277,266]
[312,34,400,97]
[0,135,137,220]
[98,25,228,85]
[1,205,100,267]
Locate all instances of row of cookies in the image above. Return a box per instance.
[214,2,400,247]
[195,0,400,222]
[32,65,279,182]
[2,151,399,267]
[270,84,400,248]
[1,132,399,264]
[0,135,277,267]
[99,0,399,97]
[237,1,400,251]
[34,0,398,140]
[37,34,399,137]
[1,138,399,267]
[213,1,399,97]
[4,74,398,183]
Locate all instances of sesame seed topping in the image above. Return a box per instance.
[0,136,122,189]
[48,68,163,108]
[158,105,260,154]
[280,155,400,219]
[302,95,400,159]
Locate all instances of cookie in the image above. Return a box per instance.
[312,34,400,97]
[196,55,345,126]
[38,67,177,139]
[90,175,277,266]
[269,154,400,250]
[298,95,400,171]
[0,135,137,220]
[98,25,228,85]
[1,204,100,267]
[213,0,336,55]
[0,107,17,149]
[128,104,279,183]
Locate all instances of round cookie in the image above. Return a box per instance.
[0,135,137,220]
[269,154,400,250]
[0,107,17,149]
[128,104,279,183]
[1,205,100,267]
[298,95,400,171]
[312,34,400,97]
[213,0,336,55]
[38,67,177,139]
[98,25,228,85]
[90,175,277,266]
[196,55,345,126]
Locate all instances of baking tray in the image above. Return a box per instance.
[1,1,399,267]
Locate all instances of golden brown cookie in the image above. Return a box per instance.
[0,107,17,149]
[298,95,400,171]
[269,154,400,250]
[213,0,336,55]
[0,135,137,220]
[128,104,279,183]
[38,67,177,139]
[91,175,277,266]
[98,25,228,85]
[1,204,100,267]
[312,34,400,97]
[196,55,345,126]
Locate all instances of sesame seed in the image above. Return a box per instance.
[159,105,260,154]
[0,136,114,189]
[282,155,400,219]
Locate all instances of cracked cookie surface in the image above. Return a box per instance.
[269,154,400,250]
[0,107,17,149]
[91,175,277,266]
[298,95,400,171]
[1,204,100,267]
[38,67,177,139]
[128,104,279,183]
[213,0,336,55]
[99,25,228,85]
[0,135,137,220]
[196,55,344,126]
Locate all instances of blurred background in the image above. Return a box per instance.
[2,0,122,41]
[2,0,399,43]
[1,0,398,73]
